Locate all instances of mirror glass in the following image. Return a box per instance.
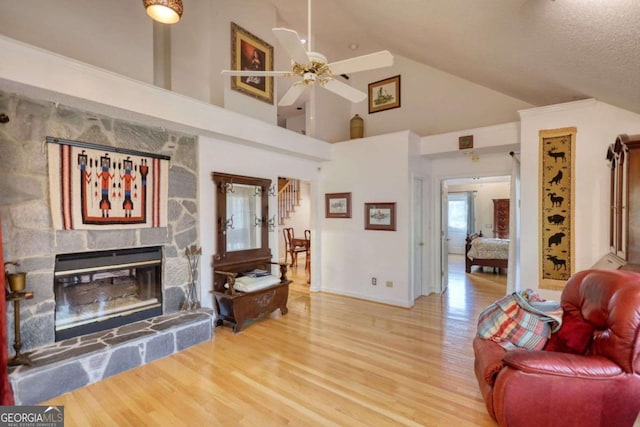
[226,184,262,252]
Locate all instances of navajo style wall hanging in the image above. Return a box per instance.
[47,137,170,230]
[539,127,577,290]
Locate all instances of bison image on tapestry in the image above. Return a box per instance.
[47,137,169,230]
[539,127,576,290]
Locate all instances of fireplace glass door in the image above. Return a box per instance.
[54,246,163,340]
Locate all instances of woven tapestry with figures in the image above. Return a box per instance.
[47,137,169,230]
[539,127,576,290]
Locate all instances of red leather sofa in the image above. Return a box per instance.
[473,269,640,427]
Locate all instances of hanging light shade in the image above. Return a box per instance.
[143,0,183,24]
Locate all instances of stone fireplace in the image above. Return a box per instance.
[0,89,200,355]
[54,246,163,341]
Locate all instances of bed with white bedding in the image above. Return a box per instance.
[465,232,509,273]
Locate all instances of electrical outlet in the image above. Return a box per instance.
[371,277,377,286]
[386,281,393,288]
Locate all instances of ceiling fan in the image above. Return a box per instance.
[221,0,393,107]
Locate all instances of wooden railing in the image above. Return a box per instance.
[278,179,300,225]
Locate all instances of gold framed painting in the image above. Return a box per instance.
[368,75,401,114]
[230,22,274,104]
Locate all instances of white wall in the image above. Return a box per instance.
[311,84,352,142]
[422,122,520,157]
[198,137,322,308]
[320,132,414,307]
[350,55,534,138]
[286,114,306,135]
[519,99,640,299]
[171,0,213,102]
[0,0,153,84]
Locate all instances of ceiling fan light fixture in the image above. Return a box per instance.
[143,0,183,24]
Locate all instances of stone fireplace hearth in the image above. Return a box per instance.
[9,309,213,405]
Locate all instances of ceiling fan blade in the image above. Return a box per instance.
[322,79,367,103]
[278,84,308,106]
[272,28,310,65]
[221,70,292,77]
[328,50,393,75]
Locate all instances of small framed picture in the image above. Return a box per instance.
[368,75,401,114]
[459,135,474,150]
[325,192,352,218]
[364,202,396,231]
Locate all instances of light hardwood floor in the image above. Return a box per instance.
[43,256,506,426]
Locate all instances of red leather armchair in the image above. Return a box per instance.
[473,269,640,427]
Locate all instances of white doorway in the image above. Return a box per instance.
[278,178,312,280]
[440,176,511,289]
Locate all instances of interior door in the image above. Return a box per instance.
[440,181,449,293]
[412,177,424,301]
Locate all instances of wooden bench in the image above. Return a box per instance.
[212,254,290,333]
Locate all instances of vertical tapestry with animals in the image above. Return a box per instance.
[47,138,169,230]
[539,127,576,290]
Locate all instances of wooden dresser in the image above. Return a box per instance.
[492,199,510,239]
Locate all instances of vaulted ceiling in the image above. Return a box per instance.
[268,0,640,115]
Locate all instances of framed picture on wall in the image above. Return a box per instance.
[459,135,474,150]
[325,192,352,218]
[230,22,274,104]
[364,202,396,231]
[368,75,401,114]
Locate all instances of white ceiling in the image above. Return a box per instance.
[268,0,640,119]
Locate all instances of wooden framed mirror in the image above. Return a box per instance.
[210,172,290,333]
[211,172,271,265]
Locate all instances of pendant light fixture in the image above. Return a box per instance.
[143,0,183,24]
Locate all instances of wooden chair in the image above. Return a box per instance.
[283,227,308,267]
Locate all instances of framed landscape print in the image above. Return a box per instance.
[364,202,396,231]
[368,75,401,114]
[230,22,274,104]
[325,192,352,218]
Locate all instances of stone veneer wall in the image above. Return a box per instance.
[0,90,199,355]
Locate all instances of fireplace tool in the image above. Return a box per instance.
[181,245,202,310]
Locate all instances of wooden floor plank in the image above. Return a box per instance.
[43,256,505,426]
